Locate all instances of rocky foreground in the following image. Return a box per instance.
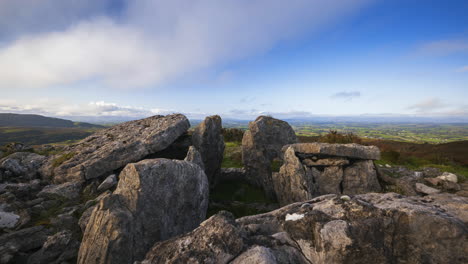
[0,114,467,264]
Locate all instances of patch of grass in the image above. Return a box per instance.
[222,141,243,168]
[318,130,362,144]
[211,180,273,203]
[271,160,283,172]
[52,152,75,167]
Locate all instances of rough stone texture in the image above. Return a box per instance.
[273,147,313,206]
[231,246,277,264]
[27,230,80,264]
[426,193,468,224]
[0,152,46,182]
[0,226,50,263]
[139,211,244,264]
[192,115,225,187]
[284,142,381,160]
[77,159,209,264]
[96,174,117,193]
[41,114,190,183]
[415,183,441,195]
[138,193,467,264]
[274,147,381,206]
[37,182,82,201]
[0,211,20,229]
[303,157,349,166]
[184,146,205,170]
[437,172,458,183]
[242,116,297,198]
[342,160,381,194]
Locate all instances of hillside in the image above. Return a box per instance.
[0,113,102,128]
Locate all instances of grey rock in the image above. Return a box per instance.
[41,114,190,183]
[37,182,82,201]
[27,230,80,264]
[415,183,441,195]
[139,211,244,264]
[284,142,381,160]
[437,172,458,183]
[242,116,297,198]
[274,147,380,206]
[96,174,117,193]
[79,191,111,233]
[0,152,46,182]
[0,226,49,263]
[273,147,313,206]
[184,146,205,170]
[0,210,20,229]
[192,115,225,187]
[139,193,468,264]
[303,157,350,166]
[342,160,381,194]
[77,159,209,264]
[231,246,277,264]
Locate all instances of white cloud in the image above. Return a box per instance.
[0,0,370,90]
[456,65,468,72]
[407,98,447,113]
[417,39,468,56]
[330,91,361,100]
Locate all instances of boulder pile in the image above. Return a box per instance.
[0,113,466,264]
[274,143,381,206]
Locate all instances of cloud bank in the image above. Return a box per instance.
[0,0,370,90]
[330,91,361,100]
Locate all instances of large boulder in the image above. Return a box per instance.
[138,193,467,264]
[27,230,80,264]
[77,159,209,264]
[191,115,225,187]
[274,145,381,206]
[41,114,190,183]
[242,116,297,198]
[0,152,46,182]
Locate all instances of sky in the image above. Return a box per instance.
[0,0,467,121]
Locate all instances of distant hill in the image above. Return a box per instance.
[0,113,103,128]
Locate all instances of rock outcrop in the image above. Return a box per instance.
[41,114,190,183]
[242,116,297,198]
[77,159,209,264]
[139,193,467,264]
[0,152,46,182]
[192,115,224,187]
[274,143,381,205]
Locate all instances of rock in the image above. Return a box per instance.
[273,147,313,206]
[0,211,20,229]
[77,159,209,264]
[274,147,381,206]
[415,183,441,195]
[4,143,33,153]
[284,142,381,160]
[79,191,111,233]
[303,157,349,166]
[342,160,381,194]
[37,182,82,201]
[184,146,205,170]
[139,211,244,264]
[96,174,117,193]
[191,115,225,187]
[0,226,49,263]
[138,193,468,264]
[437,172,458,183]
[41,114,190,183]
[27,230,80,264]
[0,152,46,182]
[242,116,297,198]
[426,193,468,224]
[220,167,246,181]
[231,246,277,264]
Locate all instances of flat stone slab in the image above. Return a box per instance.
[283,143,380,160]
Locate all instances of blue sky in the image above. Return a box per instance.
[0,0,467,120]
